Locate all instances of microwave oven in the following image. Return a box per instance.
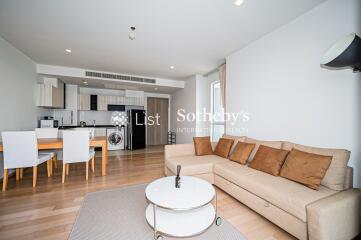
[40,120,59,128]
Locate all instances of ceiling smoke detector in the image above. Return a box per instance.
[128,26,136,40]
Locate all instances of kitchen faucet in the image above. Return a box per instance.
[93,120,96,127]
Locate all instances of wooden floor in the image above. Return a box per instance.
[0,148,295,240]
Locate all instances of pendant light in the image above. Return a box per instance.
[128,26,136,40]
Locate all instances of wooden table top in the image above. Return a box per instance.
[0,136,107,151]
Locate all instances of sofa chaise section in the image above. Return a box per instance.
[165,144,225,183]
[164,139,361,240]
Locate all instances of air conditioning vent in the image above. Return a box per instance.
[143,78,156,83]
[85,71,102,78]
[85,71,156,84]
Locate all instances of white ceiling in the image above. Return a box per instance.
[0,0,325,80]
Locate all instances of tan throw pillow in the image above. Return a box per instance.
[214,138,234,158]
[244,137,283,162]
[280,148,332,190]
[229,142,256,164]
[249,145,289,176]
[193,136,213,156]
[282,142,350,191]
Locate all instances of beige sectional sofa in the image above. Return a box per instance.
[164,135,361,240]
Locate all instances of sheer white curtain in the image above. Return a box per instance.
[219,64,226,109]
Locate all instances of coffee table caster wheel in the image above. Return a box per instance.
[155,235,163,240]
[216,217,222,226]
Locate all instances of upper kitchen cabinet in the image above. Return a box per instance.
[36,78,65,108]
[78,94,91,111]
[97,95,107,111]
[77,93,144,111]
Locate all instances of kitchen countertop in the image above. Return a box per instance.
[58,125,118,129]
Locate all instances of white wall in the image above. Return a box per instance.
[0,36,38,177]
[171,74,217,143]
[226,0,361,187]
[170,75,197,143]
[196,74,218,137]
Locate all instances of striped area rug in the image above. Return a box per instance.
[69,184,246,240]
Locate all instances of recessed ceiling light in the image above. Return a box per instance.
[83,80,88,85]
[169,66,175,69]
[65,49,72,53]
[233,0,244,6]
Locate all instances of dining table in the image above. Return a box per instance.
[0,136,108,176]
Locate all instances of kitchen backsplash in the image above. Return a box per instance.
[79,111,114,126]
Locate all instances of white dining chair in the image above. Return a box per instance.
[73,127,95,139]
[35,128,59,171]
[62,130,95,183]
[2,131,53,191]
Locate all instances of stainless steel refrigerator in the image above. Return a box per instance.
[127,109,146,150]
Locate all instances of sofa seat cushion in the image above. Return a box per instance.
[214,161,338,222]
[166,155,228,176]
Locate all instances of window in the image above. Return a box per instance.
[210,81,224,141]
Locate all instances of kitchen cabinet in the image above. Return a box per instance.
[77,93,144,111]
[104,95,144,107]
[97,95,107,111]
[65,84,79,125]
[78,94,90,110]
[94,128,107,137]
[54,80,64,108]
[36,80,64,108]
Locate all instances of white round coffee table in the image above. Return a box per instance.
[145,176,220,239]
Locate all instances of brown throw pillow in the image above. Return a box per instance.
[193,136,213,156]
[249,145,289,176]
[214,138,234,158]
[280,148,332,190]
[229,142,255,164]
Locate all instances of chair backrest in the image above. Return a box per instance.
[74,128,95,139]
[62,130,90,164]
[35,128,59,139]
[2,131,38,169]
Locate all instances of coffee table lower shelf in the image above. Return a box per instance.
[145,203,216,239]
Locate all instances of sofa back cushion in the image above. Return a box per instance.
[214,138,234,158]
[282,141,350,191]
[249,145,289,176]
[229,142,255,164]
[245,137,283,162]
[193,136,214,156]
[280,148,332,190]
